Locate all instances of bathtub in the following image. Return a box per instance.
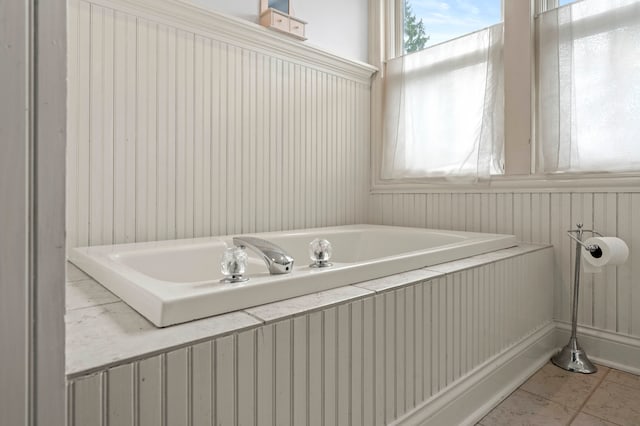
[69,225,517,327]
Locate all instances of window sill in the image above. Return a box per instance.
[371,172,640,193]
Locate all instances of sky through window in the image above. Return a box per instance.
[406,0,502,48]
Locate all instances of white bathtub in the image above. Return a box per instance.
[69,225,517,327]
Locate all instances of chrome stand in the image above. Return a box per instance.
[551,224,600,374]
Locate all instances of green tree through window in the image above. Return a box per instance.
[404,0,429,53]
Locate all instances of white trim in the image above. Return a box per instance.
[0,1,66,424]
[82,0,377,84]
[393,323,557,426]
[556,321,640,376]
[371,173,640,193]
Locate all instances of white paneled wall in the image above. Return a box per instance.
[67,249,554,426]
[67,0,371,248]
[370,192,640,338]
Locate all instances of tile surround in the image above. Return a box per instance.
[65,278,119,311]
[352,268,444,293]
[65,302,261,377]
[244,284,373,323]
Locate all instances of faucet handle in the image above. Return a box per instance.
[220,246,250,283]
[309,238,333,268]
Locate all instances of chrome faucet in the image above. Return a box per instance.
[232,236,294,275]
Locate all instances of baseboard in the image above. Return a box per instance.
[393,322,640,426]
[555,321,640,376]
[392,322,557,426]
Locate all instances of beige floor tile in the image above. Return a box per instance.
[605,369,640,392]
[570,412,619,426]
[583,380,640,426]
[520,362,609,409]
[480,389,575,426]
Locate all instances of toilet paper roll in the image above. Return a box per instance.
[582,237,629,273]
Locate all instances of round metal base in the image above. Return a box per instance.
[551,341,597,374]
[220,275,249,284]
[309,261,333,268]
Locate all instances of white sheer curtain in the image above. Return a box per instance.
[381,24,504,181]
[537,0,640,173]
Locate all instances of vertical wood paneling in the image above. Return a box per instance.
[215,335,236,426]
[617,194,632,334]
[395,288,406,413]
[351,300,363,426]
[257,325,274,426]
[68,0,371,249]
[308,312,322,426]
[371,189,640,340]
[137,356,162,426]
[274,321,292,426]
[631,194,640,336]
[292,317,308,426]
[107,364,134,426]
[166,349,189,426]
[362,298,375,426]
[69,249,554,426]
[191,341,213,426]
[323,307,337,425]
[71,374,102,426]
[337,304,351,425]
[384,291,396,423]
[237,330,256,426]
[405,285,415,410]
[373,294,386,425]
[89,5,104,246]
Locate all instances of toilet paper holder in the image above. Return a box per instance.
[567,227,604,255]
[552,223,601,374]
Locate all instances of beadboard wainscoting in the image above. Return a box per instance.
[369,192,640,340]
[67,0,374,249]
[66,247,554,426]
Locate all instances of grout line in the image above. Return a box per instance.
[67,300,122,313]
[565,367,611,425]
[602,374,640,393]
[241,310,267,324]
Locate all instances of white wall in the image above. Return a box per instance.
[186,0,369,62]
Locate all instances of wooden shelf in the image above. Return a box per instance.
[259,1,307,40]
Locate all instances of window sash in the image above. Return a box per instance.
[536,0,640,173]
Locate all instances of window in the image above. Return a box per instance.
[537,0,640,173]
[379,0,640,183]
[382,1,505,181]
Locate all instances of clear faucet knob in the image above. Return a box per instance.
[220,246,249,283]
[309,238,333,268]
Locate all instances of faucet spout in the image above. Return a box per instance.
[233,236,294,275]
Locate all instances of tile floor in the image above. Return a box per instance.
[479,362,640,426]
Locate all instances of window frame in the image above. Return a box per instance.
[371,0,640,192]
